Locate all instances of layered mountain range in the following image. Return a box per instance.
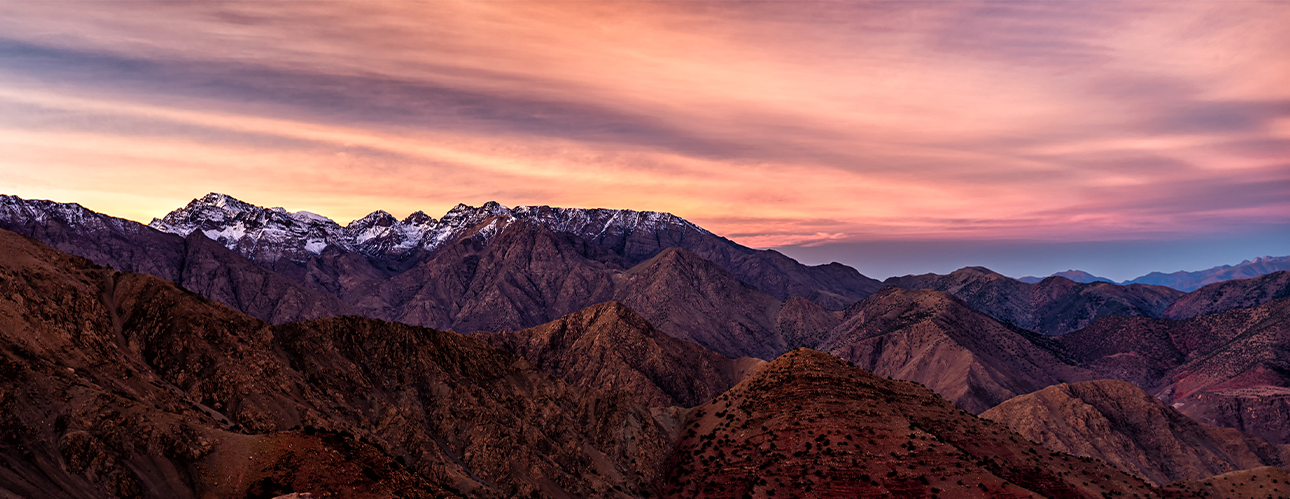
[1058,295,1290,445]
[885,267,1185,336]
[3,191,1290,497]
[1020,256,1290,292]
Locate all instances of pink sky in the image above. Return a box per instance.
[0,1,1287,259]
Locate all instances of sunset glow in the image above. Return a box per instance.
[1,1,1287,279]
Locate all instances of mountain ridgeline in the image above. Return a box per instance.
[1,193,882,360]
[1019,256,1290,292]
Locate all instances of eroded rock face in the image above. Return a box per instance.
[656,349,1161,499]
[0,228,672,498]
[886,267,1184,335]
[472,301,764,408]
[820,287,1095,414]
[982,380,1290,485]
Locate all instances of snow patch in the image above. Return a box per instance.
[304,240,327,254]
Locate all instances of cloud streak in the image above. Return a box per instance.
[0,1,1286,251]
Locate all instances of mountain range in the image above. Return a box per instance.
[1019,256,1290,292]
[0,222,1163,499]
[2,191,1289,498]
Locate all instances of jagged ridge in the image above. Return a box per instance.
[148,193,710,265]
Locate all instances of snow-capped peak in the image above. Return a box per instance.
[149,193,345,260]
[402,211,436,225]
[348,210,397,228]
[195,192,256,215]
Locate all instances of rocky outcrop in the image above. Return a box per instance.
[982,380,1290,485]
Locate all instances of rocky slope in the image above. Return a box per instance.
[471,301,764,408]
[1159,466,1290,499]
[775,296,843,350]
[819,287,1095,414]
[1060,298,1290,445]
[613,247,788,359]
[655,348,1162,498]
[982,380,1290,485]
[0,227,675,498]
[1164,270,1290,319]
[886,266,1185,335]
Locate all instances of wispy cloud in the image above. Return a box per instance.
[0,1,1286,244]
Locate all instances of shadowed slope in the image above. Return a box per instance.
[614,247,786,359]
[776,295,843,350]
[656,348,1161,499]
[982,380,1290,485]
[472,301,764,408]
[341,218,626,331]
[820,287,1095,413]
[349,222,796,360]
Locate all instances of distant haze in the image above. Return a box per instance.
[778,230,1290,282]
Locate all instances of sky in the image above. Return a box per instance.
[0,1,1287,281]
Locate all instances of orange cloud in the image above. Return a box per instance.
[0,1,1286,244]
